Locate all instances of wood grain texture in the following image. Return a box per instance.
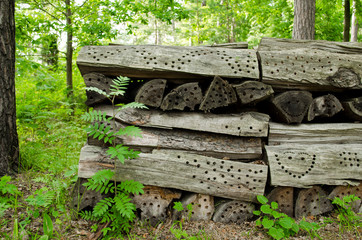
[265,144,362,188]
[267,187,294,217]
[259,48,362,91]
[212,200,254,223]
[328,182,362,213]
[172,193,214,221]
[78,145,268,202]
[202,42,248,49]
[258,37,362,54]
[135,79,167,107]
[89,121,263,160]
[307,94,343,121]
[342,96,362,121]
[96,105,270,137]
[233,81,274,105]
[77,45,259,79]
[268,122,362,145]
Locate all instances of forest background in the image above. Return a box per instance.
[2,0,361,238]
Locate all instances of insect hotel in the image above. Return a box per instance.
[75,37,362,225]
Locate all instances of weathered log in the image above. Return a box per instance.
[212,200,255,224]
[160,82,202,111]
[199,76,237,111]
[265,144,362,188]
[258,37,362,54]
[268,122,362,145]
[342,96,362,121]
[132,186,181,226]
[295,186,333,219]
[203,42,248,49]
[233,81,274,105]
[77,45,259,80]
[259,48,362,91]
[328,182,362,213]
[172,193,214,221]
[78,146,268,202]
[270,91,313,124]
[307,94,343,121]
[83,73,115,106]
[95,105,270,137]
[88,121,263,160]
[266,187,294,217]
[135,79,167,107]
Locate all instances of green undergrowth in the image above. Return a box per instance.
[16,57,87,173]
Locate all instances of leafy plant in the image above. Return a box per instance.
[79,76,146,237]
[253,195,321,240]
[332,194,362,234]
[0,176,20,217]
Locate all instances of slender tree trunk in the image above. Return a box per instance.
[65,0,73,97]
[0,0,19,176]
[351,0,358,42]
[344,0,351,42]
[292,0,315,40]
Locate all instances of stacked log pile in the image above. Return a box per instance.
[76,38,362,224]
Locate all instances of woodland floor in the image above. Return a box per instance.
[1,174,361,240]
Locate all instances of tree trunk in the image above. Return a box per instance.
[66,0,73,97]
[0,0,19,176]
[344,0,351,42]
[292,0,315,40]
[351,0,359,42]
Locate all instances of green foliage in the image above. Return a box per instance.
[332,194,362,233]
[80,169,144,236]
[0,176,20,217]
[253,195,321,240]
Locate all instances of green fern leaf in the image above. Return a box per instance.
[85,87,109,98]
[116,126,143,138]
[114,193,136,220]
[93,197,114,217]
[106,145,140,164]
[117,180,144,195]
[120,102,148,110]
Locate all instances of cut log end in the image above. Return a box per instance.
[212,200,254,224]
[135,79,167,107]
[234,81,274,105]
[327,67,361,89]
[307,94,343,121]
[83,72,113,106]
[173,193,214,221]
[343,96,362,121]
[267,187,294,217]
[161,82,203,111]
[328,182,362,213]
[199,76,237,111]
[270,91,313,124]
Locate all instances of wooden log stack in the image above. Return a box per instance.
[76,38,362,224]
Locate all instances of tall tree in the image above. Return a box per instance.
[344,0,351,41]
[351,0,359,41]
[292,0,316,39]
[0,0,19,176]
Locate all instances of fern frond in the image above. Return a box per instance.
[116,126,143,138]
[79,210,99,221]
[81,110,111,123]
[117,180,144,195]
[83,170,115,194]
[86,123,115,144]
[106,145,140,164]
[114,193,136,220]
[93,197,114,217]
[120,102,148,110]
[85,87,109,98]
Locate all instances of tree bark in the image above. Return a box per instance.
[292,0,315,40]
[351,0,359,42]
[0,0,19,176]
[344,0,351,42]
[65,0,73,97]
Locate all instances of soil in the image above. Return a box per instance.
[1,174,361,240]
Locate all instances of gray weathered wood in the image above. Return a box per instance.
[267,187,294,217]
[212,200,255,224]
[268,122,362,145]
[83,72,115,106]
[78,145,268,202]
[270,91,313,124]
[259,49,362,91]
[328,182,362,213]
[199,76,237,111]
[342,96,362,121]
[172,193,214,221]
[307,94,343,121]
[77,45,259,80]
[233,81,274,105]
[258,37,362,54]
[96,105,270,137]
[265,144,362,188]
[295,186,333,219]
[160,82,202,111]
[88,121,263,160]
[135,79,167,107]
[132,186,181,226]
